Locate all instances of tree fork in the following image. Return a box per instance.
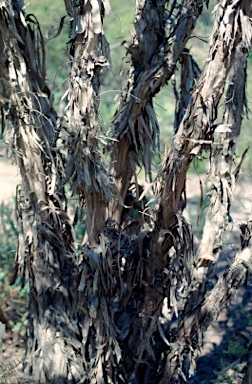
[109,0,205,222]
[158,0,252,232]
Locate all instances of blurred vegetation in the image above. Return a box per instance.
[0,358,24,382]
[212,339,249,384]
[0,202,28,339]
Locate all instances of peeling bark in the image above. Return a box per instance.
[1,0,252,383]
[64,0,116,246]
[197,43,248,273]
[161,39,250,384]
[118,1,252,382]
[109,0,204,222]
[154,3,252,381]
[158,0,251,232]
[0,2,84,382]
[174,49,201,133]
[163,229,252,383]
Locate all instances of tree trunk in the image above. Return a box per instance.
[109,0,204,222]
[1,0,252,383]
[64,0,116,246]
[0,1,84,382]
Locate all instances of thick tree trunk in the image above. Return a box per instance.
[0,2,85,382]
[1,0,252,383]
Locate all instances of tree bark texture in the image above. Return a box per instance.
[64,0,117,246]
[1,0,252,383]
[158,0,252,232]
[109,0,204,222]
[0,1,85,382]
[160,42,251,384]
[197,43,249,274]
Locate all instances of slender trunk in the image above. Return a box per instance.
[197,43,248,274]
[64,0,116,246]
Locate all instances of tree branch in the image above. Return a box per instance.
[158,0,252,233]
[64,0,117,245]
[196,43,249,276]
[163,223,252,382]
[109,0,205,222]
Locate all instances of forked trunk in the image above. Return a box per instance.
[1,0,252,383]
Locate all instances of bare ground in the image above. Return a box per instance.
[1,162,252,383]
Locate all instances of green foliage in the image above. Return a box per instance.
[0,202,28,337]
[224,340,247,357]
[211,337,249,383]
[210,304,252,383]
[212,369,234,384]
[246,312,252,326]
[0,202,18,269]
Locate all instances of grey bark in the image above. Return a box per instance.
[64,0,117,246]
[1,0,252,383]
[197,43,249,275]
[0,1,85,382]
[158,0,251,232]
[109,0,205,222]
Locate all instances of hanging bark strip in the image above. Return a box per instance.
[0,1,84,382]
[173,49,201,133]
[1,1,252,383]
[173,49,201,213]
[63,2,124,382]
[117,1,252,382]
[162,42,251,384]
[158,0,252,232]
[109,0,205,222]
[152,1,252,381]
[162,228,252,383]
[196,43,249,275]
[64,0,117,246]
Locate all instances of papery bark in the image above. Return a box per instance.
[158,0,251,232]
[197,43,248,274]
[1,0,252,383]
[109,0,204,222]
[154,1,252,381]
[65,0,116,246]
[0,1,84,382]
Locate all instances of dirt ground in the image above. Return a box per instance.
[1,161,252,383]
[0,159,21,204]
